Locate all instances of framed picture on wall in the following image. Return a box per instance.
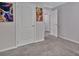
[0,2,13,22]
[36,7,43,22]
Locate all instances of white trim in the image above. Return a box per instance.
[0,46,17,52]
[17,39,44,47]
[59,35,79,44]
[0,39,44,52]
[50,33,58,37]
[34,39,44,43]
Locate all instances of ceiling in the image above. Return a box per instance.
[42,2,66,9]
[33,2,66,9]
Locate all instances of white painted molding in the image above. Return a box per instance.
[0,46,17,52]
[59,35,79,44]
[50,33,58,37]
[0,39,44,52]
[17,39,44,47]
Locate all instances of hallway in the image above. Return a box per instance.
[0,35,79,56]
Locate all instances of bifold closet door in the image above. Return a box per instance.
[16,3,35,46]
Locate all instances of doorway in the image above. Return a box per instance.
[44,9,58,38]
[43,9,50,37]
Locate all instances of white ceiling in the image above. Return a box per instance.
[31,2,66,9]
[41,2,66,9]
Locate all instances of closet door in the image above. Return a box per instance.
[16,3,35,46]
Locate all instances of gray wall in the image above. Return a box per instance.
[0,3,16,50]
[0,2,45,51]
[58,3,79,42]
[0,23,16,50]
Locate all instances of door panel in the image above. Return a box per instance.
[22,3,34,41]
[16,3,35,46]
[50,9,58,37]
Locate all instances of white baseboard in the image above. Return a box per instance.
[33,39,44,43]
[0,39,44,52]
[50,33,58,37]
[0,46,17,52]
[17,39,44,47]
[59,35,79,44]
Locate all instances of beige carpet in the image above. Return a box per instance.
[0,35,79,56]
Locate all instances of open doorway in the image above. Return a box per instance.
[43,9,51,37]
[44,9,58,38]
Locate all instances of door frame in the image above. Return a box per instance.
[50,9,58,37]
[15,3,36,47]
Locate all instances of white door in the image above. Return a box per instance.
[50,9,58,37]
[16,3,35,46]
[44,14,50,32]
